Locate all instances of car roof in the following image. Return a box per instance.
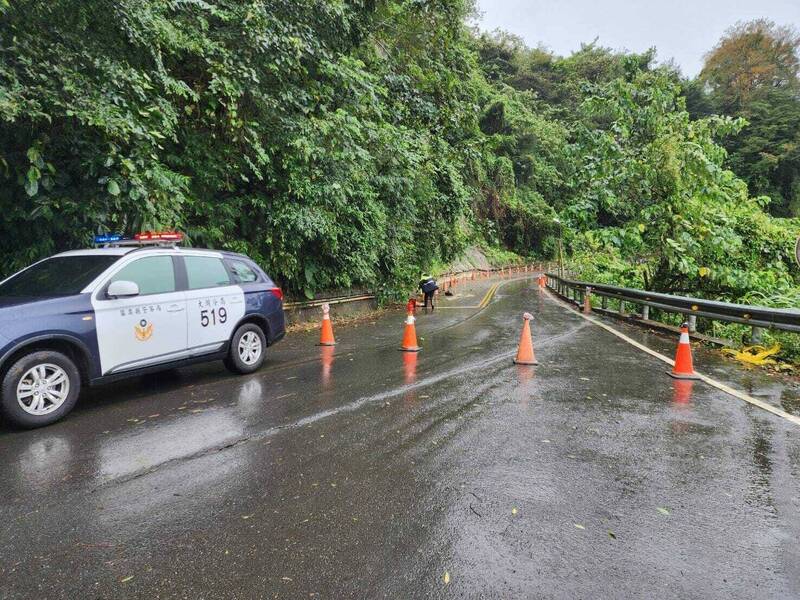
[55,247,231,258]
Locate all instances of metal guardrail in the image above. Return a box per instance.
[284,264,544,310]
[546,272,800,341]
[283,292,376,310]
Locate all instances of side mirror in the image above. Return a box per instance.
[107,280,140,299]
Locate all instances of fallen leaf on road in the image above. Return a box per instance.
[580,377,590,381]
[443,572,450,584]
[511,507,518,515]
[608,531,617,539]
[120,576,134,583]
[574,524,585,530]
[657,507,670,516]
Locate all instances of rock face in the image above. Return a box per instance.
[445,247,494,274]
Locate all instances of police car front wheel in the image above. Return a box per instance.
[225,323,267,374]
[1,351,81,428]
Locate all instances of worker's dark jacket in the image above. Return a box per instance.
[419,278,438,294]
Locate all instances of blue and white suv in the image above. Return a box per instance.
[0,237,285,428]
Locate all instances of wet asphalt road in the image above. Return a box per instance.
[2,277,800,599]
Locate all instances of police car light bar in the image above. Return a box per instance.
[135,231,183,242]
[94,231,185,247]
[94,233,124,244]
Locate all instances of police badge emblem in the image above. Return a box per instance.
[134,318,154,341]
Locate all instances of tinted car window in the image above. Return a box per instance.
[227,259,259,283]
[185,256,231,289]
[109,256,176,296]
[0,255,119,298]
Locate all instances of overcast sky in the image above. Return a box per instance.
[474,0,800,76]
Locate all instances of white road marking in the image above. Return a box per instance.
[545,291,800,427]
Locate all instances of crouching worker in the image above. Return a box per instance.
[419,274,439,310]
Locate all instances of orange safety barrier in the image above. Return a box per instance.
[318,303,336,346]
[400,314,421,352]
[668,323,700,379]
[513,312,538,365]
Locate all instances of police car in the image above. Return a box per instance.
[0,232,285,428]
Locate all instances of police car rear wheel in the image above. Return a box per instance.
[225,324,266,374]
[1,351,81,428]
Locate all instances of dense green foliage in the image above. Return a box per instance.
[690,20,800,217]
[1,3,799,321]
[1,0,484,298]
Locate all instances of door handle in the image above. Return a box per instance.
[166,304,185,313]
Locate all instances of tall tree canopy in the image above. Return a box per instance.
[691,19,800,216]
[700,19,800,112]
[0,3,798,316]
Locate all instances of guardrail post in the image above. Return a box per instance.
[751,326,765,344]
[601,296,607,310]
[641,305,649,321]
[688,315,697,333]
[618,299,626,317]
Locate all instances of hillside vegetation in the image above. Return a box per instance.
[1,2,799,311]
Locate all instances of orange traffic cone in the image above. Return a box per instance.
[668,323,700,379]
[400,314,421,352]
[318,303,335,346]
[513,313,538,365]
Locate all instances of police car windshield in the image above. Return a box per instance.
[0,255,119,298]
